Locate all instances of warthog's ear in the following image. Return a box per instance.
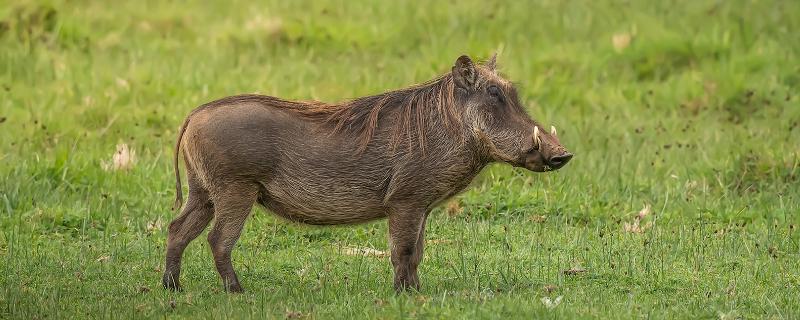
[486,52,498,72]
[452,55,477,90]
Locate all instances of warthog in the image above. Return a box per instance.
[162,54,573,293]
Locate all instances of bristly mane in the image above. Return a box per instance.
[289,73,460,152]
[194,73,460,152]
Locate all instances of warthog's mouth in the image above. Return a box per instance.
[526,164,553,173]
[524,154,572,172]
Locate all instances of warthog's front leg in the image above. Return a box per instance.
[388,207,429,292]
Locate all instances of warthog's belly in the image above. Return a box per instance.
[256,175,389,225]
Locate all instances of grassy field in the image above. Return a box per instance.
[1,0,799,318]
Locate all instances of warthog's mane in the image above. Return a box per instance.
[203,74,461,152]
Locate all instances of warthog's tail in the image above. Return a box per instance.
[172,116,191,211]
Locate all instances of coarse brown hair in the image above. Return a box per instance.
[187,73,461,153]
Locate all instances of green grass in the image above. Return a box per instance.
[1,0,799,318]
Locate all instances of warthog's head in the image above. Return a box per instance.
[452,55,573,172]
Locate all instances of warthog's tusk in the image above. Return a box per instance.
[533,126,541,147]
[550,125,557,136]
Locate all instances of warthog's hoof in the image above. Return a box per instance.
[393,280,421,293]
[223,280,244,293]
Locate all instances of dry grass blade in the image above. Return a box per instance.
[445,199,463,216]
[341,246,388,258]
[623,204,654,234]
[563,267,587,275]
[612,33,632,52]
[101,143,136,171]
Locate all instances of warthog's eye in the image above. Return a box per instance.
[487,85,502,101]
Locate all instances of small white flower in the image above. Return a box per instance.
[541,296,562,309]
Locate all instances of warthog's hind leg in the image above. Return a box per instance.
[207,183,258,293]
[163,175,214,291]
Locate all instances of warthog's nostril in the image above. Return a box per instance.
[548,153,573,168]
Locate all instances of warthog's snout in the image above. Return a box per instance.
[546,152,573,169]
[520,125,572,172]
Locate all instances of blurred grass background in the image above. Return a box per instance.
[0,0,798,318]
